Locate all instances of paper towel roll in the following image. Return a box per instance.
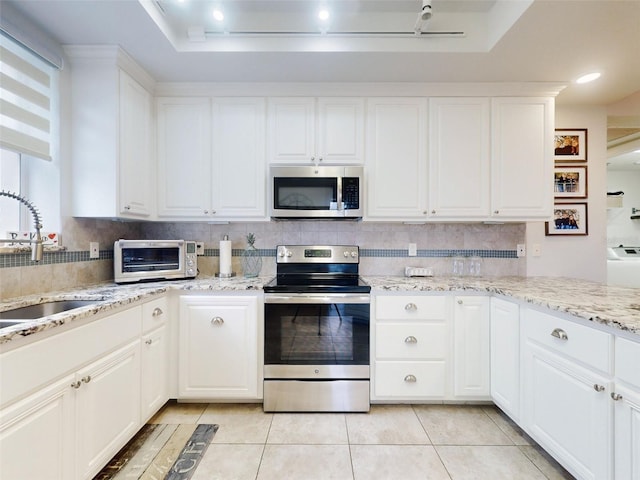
[219,240,232,275]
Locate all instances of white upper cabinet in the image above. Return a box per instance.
[429,98,491,219]
[491,97,554,219]
[268,97,364,165]
[66,47,155,219]
[156,97,212,218]
[365,97,428,220]
[156,97,267,220]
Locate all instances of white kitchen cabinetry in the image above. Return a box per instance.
[428,98,491,219]
[66,46,155,219]
[157,97,267,220]
[74,341,141,479]
[522,308,613,480]
[0,305,144,480]
[490,97,554,218]
[453,296,490,399]
[140,298,169,422]
[490,297,521,421]
[156,97,212,218]
[267,97,364,165]
[373,295,449,400]
[179,295,260,399]
[0,375,74,480]
[613,337,640,480]
[365,98,428,220]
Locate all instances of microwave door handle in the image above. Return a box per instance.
[337,176,343,211]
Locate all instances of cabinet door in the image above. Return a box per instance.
[317,98,364,164]
[490,297,521,421]
[0,375,74,480]
[428,98,490,219]
[157,97,212,217]
[75,341,141,480]
[179,296,259,399]
[141,326,169,422]
[453,296,490,399]
[491,97,554,218]
[268,98,315,163]
[523,342,612,480]
[212,98,267,218]
[365,98,428,219]
[119,70,153,217]
[613,385,640,480]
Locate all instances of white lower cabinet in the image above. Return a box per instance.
[453,296,490,399]
[522,308,613,480]
[490,297,521,421]
[74,341,141,479]
[140,298,169,421]
[0,374,75,480]
[179,295,260,399]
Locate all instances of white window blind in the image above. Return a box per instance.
[0,33,53,161]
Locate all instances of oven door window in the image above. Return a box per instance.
[265,303,369,365]
[273,177,338,211]
[122,247,180,272]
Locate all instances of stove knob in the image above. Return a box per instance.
[286,249,292,257]
[343,251,349,258]
[351,251,358,258]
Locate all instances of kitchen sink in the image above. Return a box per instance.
[0,300,100,321]
[0,319,33,329]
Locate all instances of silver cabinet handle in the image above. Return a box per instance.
[593,384,605,392]
[145,339,153,345]
[611,392,623,401]
[211,316,224,326]
[404,336,418,344]
[204,210,209,214]
[404,374,417,383]
[404,303,417,311]
[71,381,82,389]
[494,210,499,214]
[81,375,91,384]
[550,328,568,341]
[457,300,463,305]
[152,307,163,317]
[124,205,131,210]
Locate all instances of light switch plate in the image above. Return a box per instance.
[516,244,526,257]
[89,242,99,259]
[408,243,417,257]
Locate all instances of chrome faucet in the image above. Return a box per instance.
[0,190,44,262]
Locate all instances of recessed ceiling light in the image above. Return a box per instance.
[318,8,330,21]
[575,72,601,84]
[212,9,224,21]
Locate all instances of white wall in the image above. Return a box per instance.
[526,105,608,282]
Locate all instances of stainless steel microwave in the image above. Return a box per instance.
[114,239,197,284]
[270,165,364,219]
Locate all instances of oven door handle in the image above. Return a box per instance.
[264,294,370,304]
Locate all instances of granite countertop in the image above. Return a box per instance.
[1,275,639,345]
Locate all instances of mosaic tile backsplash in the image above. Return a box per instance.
[0,219,525,300]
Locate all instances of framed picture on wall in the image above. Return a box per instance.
[554,166,588,198]
[554,129,587,162]
[545,202,588,236]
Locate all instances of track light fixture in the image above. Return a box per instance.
[414,0,433,34]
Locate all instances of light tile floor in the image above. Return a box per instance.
[149,402,576,480]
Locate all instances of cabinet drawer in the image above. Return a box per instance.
[142,297,168,332]
[615,337,640,388]
[376,296,447,320]
[376,322,447,360]
[523,309,612,373]
[375,361,446,398]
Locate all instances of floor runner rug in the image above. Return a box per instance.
[94,423,218,480]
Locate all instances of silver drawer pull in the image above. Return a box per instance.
[611,392,624,401]
[152,307,163,317]
[550,328,568,341]
[404,374,417,383]
[70,381,82,389]
[145,339,153,345]
[404,336,418,344]
[81,375,91,384]
[593,384,605,392]
[211,316,224,326]
[404,303,417,311]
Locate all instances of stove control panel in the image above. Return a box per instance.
[276,245,360,263]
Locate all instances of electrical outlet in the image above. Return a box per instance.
[516,243,526,257]
[196,242,205,256]
[89,242,99,259]
[532,243,541,257]
[408,243,417,257]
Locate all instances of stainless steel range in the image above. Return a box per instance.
[263,245,371,412]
